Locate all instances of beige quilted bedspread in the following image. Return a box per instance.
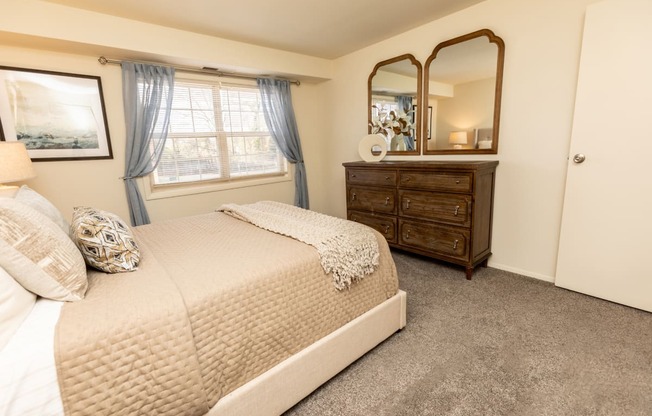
[55,212,398,415]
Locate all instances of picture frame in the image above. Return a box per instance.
[0,66,112,161]
[426,106,433,140]
[412,104,433,140]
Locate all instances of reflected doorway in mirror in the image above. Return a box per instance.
[412,104,433,140]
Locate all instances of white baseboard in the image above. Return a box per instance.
[487,262,555,283]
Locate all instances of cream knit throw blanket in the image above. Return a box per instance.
[218,201,379,290]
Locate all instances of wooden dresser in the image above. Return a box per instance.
[343,161,498,279]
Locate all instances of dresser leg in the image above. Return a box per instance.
[465,267,474,280]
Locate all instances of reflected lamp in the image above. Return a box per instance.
[448,131,468,149]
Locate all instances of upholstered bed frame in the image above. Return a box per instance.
[210,290,407,415]
[1,188,407,415]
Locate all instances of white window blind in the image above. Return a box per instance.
[371,95,400,117]
[152,80,286,186]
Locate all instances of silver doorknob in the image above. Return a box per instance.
[572,153,586,163]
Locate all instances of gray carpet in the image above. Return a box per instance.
[284,251,652,416]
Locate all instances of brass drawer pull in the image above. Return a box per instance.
[453,239,459,250]
[405,176,411,182]
[385,196,390,206]
[405,229,411,239]
[455,180,460,184]
[385,176,391,180]
[405,199,411,209]
[351,174,357,178]
[454,205,460,216]
[352,193,357,202]
[383,224,390,234]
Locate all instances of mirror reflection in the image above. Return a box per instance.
[423,29,504,154]
[368,54,422,155]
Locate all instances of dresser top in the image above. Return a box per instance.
[343,160,498,170]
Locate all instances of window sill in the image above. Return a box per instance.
[143,171,292,201]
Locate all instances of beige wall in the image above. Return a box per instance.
[432,77,496,149]
[0,46,131,221]
[0,0,332,224]
[0,0,332,81]
[1,0,606,282]
[326,0,601,281]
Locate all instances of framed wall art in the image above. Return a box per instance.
[0,66,112,161]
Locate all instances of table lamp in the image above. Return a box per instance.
[0,142,36,197]
[449,131,468,149]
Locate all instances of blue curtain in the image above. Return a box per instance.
[405,136,415,151]
[257,78,309,209]
[396,95,412,113]
[122,62,175,226]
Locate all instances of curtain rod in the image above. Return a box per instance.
[98,56,300,86]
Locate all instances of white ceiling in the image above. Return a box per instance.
[43,0,487,59]
[429,36,498,85]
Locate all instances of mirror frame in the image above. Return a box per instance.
[368,53,422,156]
[422,29,505,155]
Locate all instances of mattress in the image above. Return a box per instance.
[54,212,399,415]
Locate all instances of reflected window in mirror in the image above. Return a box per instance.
[422,29,505,155]
[368,54,422,155]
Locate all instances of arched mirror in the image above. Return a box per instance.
[422,29,505,154]
[368,54,422,155]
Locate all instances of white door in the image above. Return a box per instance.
[555,0,652,312]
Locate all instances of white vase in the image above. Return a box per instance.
[391,134,406,151]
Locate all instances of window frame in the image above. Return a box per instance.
[144,76,291,200]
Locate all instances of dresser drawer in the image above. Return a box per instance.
[399,190,471,227]
[347,187,397,214]
[398,219,470,261]
[348,210,397,243]
[399,171,472,193]
[347,169,397,187]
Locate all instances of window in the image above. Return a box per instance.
[152,80,287,187]
[371,95,400,117]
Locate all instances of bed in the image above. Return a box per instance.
[0,192,406,416]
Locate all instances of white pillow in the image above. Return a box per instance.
[0,198,87,301]
[0,266,36,352]
[14,185,70,235]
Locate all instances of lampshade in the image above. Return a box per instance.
[0,142,36,184]
[448,131,468,145]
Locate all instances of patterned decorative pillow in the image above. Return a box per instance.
[0,198,87,301]
[71,207,140,273]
